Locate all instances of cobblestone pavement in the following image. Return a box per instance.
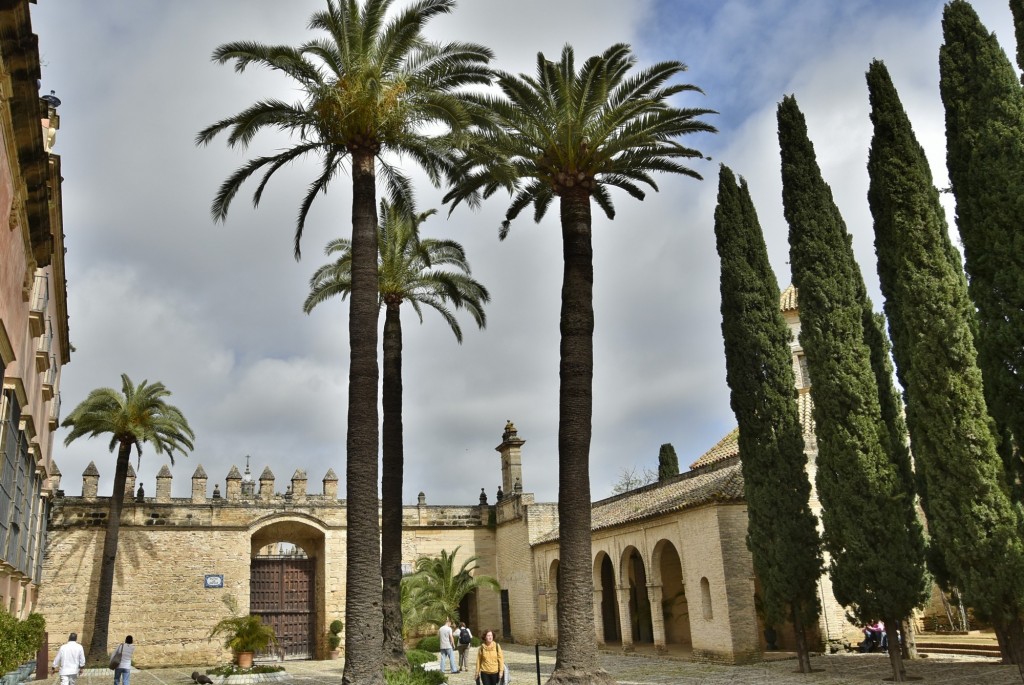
[72,644,1019,685]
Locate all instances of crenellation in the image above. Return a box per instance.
[124,463,136,498]
[155,464,173,502]
[81,461,99,500]
[191,464,208,503]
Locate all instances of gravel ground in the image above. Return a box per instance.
[68,644,1018,685]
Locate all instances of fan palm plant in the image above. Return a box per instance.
[401,547,499,631]
[197,2,492,680]
[305,201,488,663]
[61,374,194,662]
[444,43,715,682]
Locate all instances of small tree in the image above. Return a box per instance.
[657,444,679,481]
[401,547,499,631]
[611,466,657,495]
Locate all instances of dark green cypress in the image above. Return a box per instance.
[868,58,1024,674]
[1011,0,1024,80]
[656,443,679,481]
[940,0,1024,502]
[714,165,822,673]
[778,96,928,681]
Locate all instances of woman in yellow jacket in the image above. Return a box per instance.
[474,629,504,685]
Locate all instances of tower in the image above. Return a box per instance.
[495,420,524,497]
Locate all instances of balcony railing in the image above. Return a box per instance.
[41,356,57,401]
[35,318,52,373]
[28,272,49,337]
[48,392,60,430]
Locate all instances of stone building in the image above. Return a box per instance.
[37,286,863,667]
[0,0,69,619]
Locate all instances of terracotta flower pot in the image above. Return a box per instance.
[236,652,254,669]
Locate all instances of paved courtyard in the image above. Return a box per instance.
[70,643,1019,685]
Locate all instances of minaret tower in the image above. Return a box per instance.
[495,420,525,497]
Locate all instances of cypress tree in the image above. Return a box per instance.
[778,96,928,681]
[940,0,1024,503]
[657,444,679,481]
[714,165,822,673]
[867,59,1024,675]
[1011,0,1024,80]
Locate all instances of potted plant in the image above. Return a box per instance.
[326,620,343,659]
[209,597,277,669]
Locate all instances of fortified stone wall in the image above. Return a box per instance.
[37,464,497,667]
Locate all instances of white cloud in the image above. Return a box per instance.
[34,0,1018,506]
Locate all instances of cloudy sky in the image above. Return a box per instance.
[31,0,1017,506]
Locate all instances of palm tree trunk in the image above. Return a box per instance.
[86,441,132,663]
[381,303,407,666]
[343,148,384,685]
[550,189,615,685]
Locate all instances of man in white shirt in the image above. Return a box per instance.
[51,632,86,685]
[438,619,458,674]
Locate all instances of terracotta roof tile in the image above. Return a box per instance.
[689,426,739,470]
[533,462,744,545]
[780,284,799,312]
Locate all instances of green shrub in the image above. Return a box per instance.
[415,635,440,652]
[0,611,46,676]
[207,664,284,676]
[384,667,446,685]
[327,619,344,650]
[329,620,344,635]
[405,649,435,668]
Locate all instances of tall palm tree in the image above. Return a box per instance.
[61,374,194,662]
[305,201,489,665]
[197,2,491,680]
[401,547,500,630]
[444,44,715,684]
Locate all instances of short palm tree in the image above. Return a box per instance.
[444,43,715,683]
[401,547,499,631]
[197,2,491,680]
[61,374,194,662]
[305,201,488,664]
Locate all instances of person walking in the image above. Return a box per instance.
[111,635,135,685]
[438,618,458,674]
[474,630,504,685]
[456,622,472,671]
[51,633,86,685]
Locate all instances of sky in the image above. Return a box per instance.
[30,0,1018,506]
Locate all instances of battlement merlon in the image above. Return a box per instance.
[72,463,346,503]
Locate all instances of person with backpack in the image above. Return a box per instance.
[456,622,472,671]
[475,629,505,685]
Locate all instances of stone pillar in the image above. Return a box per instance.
[82,462,99,501]
[323,469,338,499]
[191,465,208,503]
[225,466,242,501]
[48,463,61,493]
[547,589,558,642]
[494,420,525,497]
[593,589,605,645]
[291,469,307,502]
[258,466,275,500]
[155,464,172,503]
[647,583,667,652]
[617,586,634,651]
[124,463,136,499]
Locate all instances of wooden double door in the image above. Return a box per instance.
[250,557,316,659]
